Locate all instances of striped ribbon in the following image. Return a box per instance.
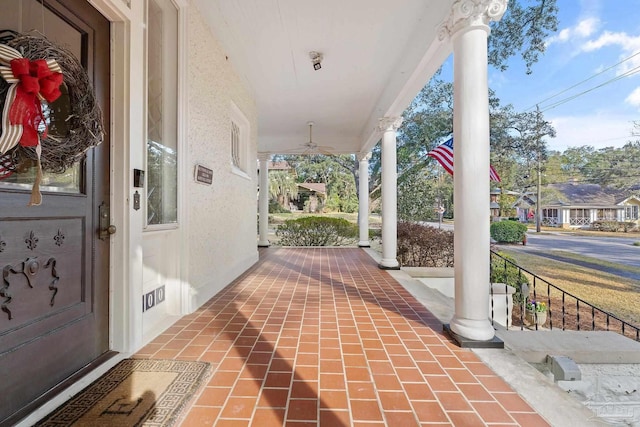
[0,43,63,205]
[0,44,23,154]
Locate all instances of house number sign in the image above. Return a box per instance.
[195,164,213,185]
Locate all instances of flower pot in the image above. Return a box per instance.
[525,308,547,326]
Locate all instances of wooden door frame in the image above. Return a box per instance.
[87,0,191,354]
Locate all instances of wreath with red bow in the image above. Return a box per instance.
[0,33,103,205]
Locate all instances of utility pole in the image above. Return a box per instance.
[536,155,541,233]
[535,105,542,233]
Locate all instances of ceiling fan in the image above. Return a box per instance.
[286,122,335,155]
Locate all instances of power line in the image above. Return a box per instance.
[539,64,640,113]
[524,50,640,112]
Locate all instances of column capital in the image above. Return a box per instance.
[257,153,271,162]
[357,152,372,162]
[377,116,403,132]
[438,0,507,41]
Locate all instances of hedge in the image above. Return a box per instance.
[275,216,358,246]
[397,222,454,267]
[490,220,527,243]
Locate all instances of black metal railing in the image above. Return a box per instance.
[489,250,640,341]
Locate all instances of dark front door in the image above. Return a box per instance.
[0,0,110,423]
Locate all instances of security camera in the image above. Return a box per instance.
[309,51,323,71]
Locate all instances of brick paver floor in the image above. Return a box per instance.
[135,247,550,426]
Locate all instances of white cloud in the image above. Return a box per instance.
[548,114,635,152]
[546,17,600,46]
[625,86,640,108]
[581,31,640,53]
[580,31,640,76]
[575,17,600,37]
[554,28,571,44]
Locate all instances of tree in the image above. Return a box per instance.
[581,142,640,189]
[279,154,360,213]
[489,0,559,74]
[369,79,455,211]
[491,106,556,194]
[268,170,298,208]
[368,78,556,219]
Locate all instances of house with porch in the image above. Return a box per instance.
[0,1,584,425]
[490,187,522,220]
[294,182,326,213]
[539,183,640,229]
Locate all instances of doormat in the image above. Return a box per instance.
[35,359,211,427]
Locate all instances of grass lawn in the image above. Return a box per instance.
[498,248,640,327]
[527,224,640,240]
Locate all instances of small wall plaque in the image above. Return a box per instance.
[195,164,213,185]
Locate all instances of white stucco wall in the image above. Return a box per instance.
[186,4,259,308]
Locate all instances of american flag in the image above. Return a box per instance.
[427,137,501,182]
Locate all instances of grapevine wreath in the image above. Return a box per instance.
[0,31,103,205]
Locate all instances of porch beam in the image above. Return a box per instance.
[445,0,507,341]
[378,117,403,269]
[258,154,270,247]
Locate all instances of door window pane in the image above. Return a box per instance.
[147,0,178,225]
[0,0,82,194]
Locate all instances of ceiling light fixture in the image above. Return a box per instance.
[309,51,323,71]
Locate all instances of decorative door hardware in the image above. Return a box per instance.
[99,202,117,240]
[1,256,60,320]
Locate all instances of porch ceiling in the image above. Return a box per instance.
[194,0,454,155]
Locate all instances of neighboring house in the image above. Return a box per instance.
[539,184,640,229]
[294,182,326,212]
[490,189,501,218]
[490,188,526,219]
[512,192,537,222]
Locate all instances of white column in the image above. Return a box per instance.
[443,0,507,341]
[378,117,403,269]
[258,154,270,247]
[358,152,371,247]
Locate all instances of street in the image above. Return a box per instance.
[423,221,640,272]
[517,231,640,269]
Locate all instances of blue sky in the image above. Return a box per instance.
[446,0,640,152]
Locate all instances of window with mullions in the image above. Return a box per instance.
[231,121,241,169]
[230,102,250,176]
[625,205,639,220]
[146,0,178,226]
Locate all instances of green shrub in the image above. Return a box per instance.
[490,220,527,243]
[276,216,358,246]
[490,251,529,303]
[369,227,382,240]
[591,220,637,232]
[591,220,619,232]
[397,222,454,267]
[269,199,291,213]
[633,241,640,247]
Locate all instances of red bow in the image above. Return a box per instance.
[8,58,63,147]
